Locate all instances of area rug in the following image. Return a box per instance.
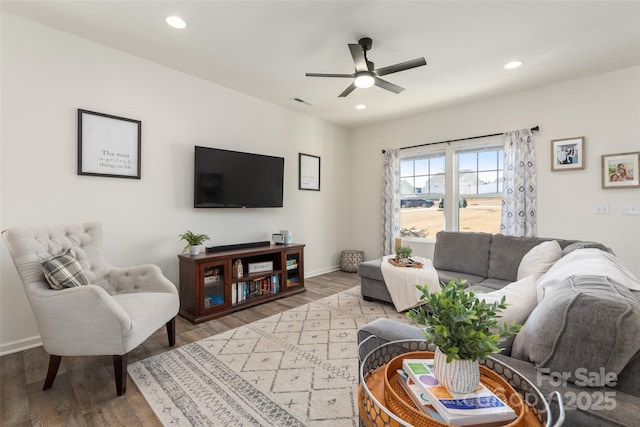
[128,286,412,426]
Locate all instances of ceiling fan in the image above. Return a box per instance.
[305,37,427,97]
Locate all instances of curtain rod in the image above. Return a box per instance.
[381,126,540,153]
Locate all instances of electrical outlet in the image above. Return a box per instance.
[623,204,640,215]
[593,204,610,215]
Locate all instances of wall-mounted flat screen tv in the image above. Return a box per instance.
[194,146,284,208]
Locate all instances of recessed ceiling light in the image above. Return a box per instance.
[355,104,367,110]
[166,16,187,29]
[504,60,523,70]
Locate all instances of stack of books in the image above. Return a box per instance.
[400,358,517,426]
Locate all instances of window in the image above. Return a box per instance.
[457,147,504,233]
[400,152,445,197]
[400,152,445,238]
[399,140,503,238]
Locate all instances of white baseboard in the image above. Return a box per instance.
[0,335,42,356]
[305,265,341,278]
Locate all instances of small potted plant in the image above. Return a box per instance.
[179,230,210,256]
[406,278,521,393]
[395,244,413,263]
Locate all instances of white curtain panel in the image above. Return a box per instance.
[501,129,537,237]
[382,149,401,255]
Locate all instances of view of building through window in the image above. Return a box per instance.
[400,146,504,238]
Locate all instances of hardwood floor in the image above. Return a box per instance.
[0,271,361,426]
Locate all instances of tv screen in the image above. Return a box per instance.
[194,146,284,208]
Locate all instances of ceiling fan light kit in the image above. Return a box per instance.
[354,73,375,88]
[306,37,426,97]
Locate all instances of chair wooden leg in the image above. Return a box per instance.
[166,316,176,347]
[113,353,128,396]
[43,354,62,390]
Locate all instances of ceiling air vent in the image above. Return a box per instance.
[291,97,312,106]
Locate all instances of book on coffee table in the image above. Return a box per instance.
[396,369,443,421]
[402,359,516,426]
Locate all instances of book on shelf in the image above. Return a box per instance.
[396,369,444,421]
[231,274,283,305]
[402,359,516,426]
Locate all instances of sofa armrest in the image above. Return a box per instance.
[107,264,177,294]
[357,318,426,360]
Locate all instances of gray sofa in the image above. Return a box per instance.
[358,231,589,303]
[358,231,640,427]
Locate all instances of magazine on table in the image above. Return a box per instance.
[402,358,516,426]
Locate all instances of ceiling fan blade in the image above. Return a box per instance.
[305,73,354,78]
[375,57,427,76]
[348,44,368,72]
[374,77,404,94]
[338,82,357,98]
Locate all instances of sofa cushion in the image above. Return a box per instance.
[433,231,492,278]
[487,234,548,282]
[436,269,486,287]
[562,241,614,256]
[476,275,538,356]
[537,248,640,300]
[511,275,640,385]
[473,277,511,291]
[516,240,562,280]
[41,249,90,290]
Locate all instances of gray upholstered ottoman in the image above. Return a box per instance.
[357,259,393,304]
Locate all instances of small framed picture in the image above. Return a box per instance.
[601,152,639,189]
[299,153,320,191]
[551,137,584,171]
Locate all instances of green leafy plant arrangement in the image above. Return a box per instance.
[395,244,413,259]
[178,230,210,252]
[406,278,521,363]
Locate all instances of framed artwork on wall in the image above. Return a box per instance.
[78,109,141,179]
[551,137,584,171]
[601,152,639,189]
[298,153,320,191]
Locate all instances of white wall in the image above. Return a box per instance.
[0,14,350,354]
[350,66,640,277]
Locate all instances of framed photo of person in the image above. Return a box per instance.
[601,152,639,189]
[551,137,584,171]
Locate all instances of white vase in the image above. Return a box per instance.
[189,245,200,256]
[433,347,480,394]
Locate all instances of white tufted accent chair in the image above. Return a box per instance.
[2,222,179,396]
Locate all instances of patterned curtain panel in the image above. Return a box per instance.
[501,129,537,237]
[382,149,401,255]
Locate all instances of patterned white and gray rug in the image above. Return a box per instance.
[128,286,412,426]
